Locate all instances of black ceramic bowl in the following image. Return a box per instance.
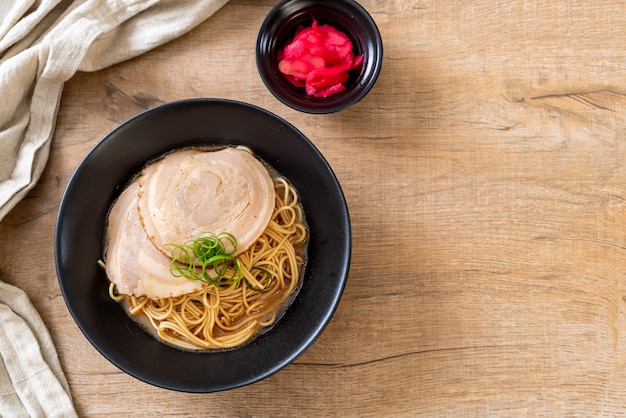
[54,99,351,392]
[256,0,383,114]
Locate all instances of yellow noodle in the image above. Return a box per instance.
[111,178,306,350]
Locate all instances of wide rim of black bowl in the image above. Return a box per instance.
[54,98,351,393]
[256,0,383,114]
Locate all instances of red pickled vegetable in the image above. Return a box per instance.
[278,20,363,98]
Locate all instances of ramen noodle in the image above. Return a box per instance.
[104,147,307,350]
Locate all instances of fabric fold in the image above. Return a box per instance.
[0,0,229,222]
[0,280,77,417]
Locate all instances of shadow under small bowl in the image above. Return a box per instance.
[256,0,383,114]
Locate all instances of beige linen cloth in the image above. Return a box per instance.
[0,281,76,417]
[0,0,228,416]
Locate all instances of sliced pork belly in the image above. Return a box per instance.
[105,181,204,298]
[137,147,275,258]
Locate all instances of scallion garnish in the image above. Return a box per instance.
[165,232,272,291]
[248,266,274,291]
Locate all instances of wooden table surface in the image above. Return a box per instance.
[3,0,626,416]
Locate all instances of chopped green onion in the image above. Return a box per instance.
[247,266,274,291]
[165,232,271,291]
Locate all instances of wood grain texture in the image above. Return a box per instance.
[2,0,626,416]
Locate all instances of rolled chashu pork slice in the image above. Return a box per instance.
[138,147,276,259]
[105,181,204,298]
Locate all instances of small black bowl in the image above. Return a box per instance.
[54,99,351,392]
[256,0,383,114]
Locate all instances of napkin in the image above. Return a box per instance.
[0,0,228,415]
[0,280,77,417]
[0,0,229,223]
